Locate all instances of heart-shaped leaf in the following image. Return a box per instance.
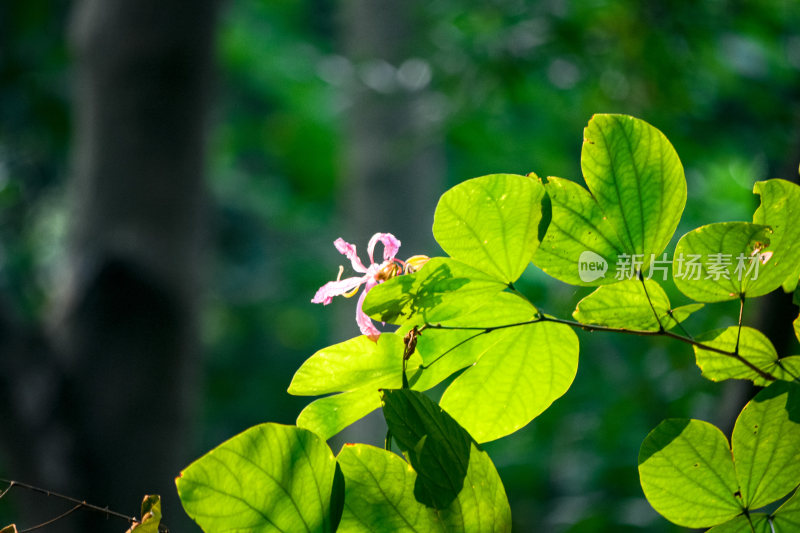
[336,444,443,531]
[638,419,742,528]
[534,114,686,286]
[731,381,800,509]
[337,442,511,532]
[433,173,546,283]
[673,222,773,302]
[439,317,579,443]
[176,423,337,533]
[752,179,800,293]
[381,389,472,509]
[693,327,782,385]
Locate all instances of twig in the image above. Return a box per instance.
[0,479,169,533]
[423,309,779,382]
[20,504,82,532]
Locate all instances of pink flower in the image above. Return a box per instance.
[312,232,402,338]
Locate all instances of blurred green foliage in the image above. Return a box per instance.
[2,0,800,531]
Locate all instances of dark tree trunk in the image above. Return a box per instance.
[1,1,217,530]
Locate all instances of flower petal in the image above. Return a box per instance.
[367,232,401,263]
[334,238,367,273]
[355,288,381,337]
[311,276,365,305]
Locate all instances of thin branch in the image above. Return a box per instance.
[0,479,169,533]
[20,504,82,533]
[423,311,779,382]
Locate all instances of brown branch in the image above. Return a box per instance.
[0,480,169,533]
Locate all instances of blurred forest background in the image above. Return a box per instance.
[2,0,800,531]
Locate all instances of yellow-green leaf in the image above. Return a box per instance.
[176,423,337,533]
[433,173,546,283]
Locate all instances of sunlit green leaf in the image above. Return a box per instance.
[288,334,404,395]
[582,114,686,261]
[773,488,800,531]
[337,442,512,533]
[731,381,800,509]
[693,326,782,385]
[673,222,773,302]
[440,319,579,442]
[638,419,742,528]
[663,303,705,331]
[296,389,382,441]
[382,389,471,509]
[784,272,800,293]
[573,278,701,331]
[751,179,800,293]
[533,176,623,285]
[363,257,507,325]
[534,114,686,286]
[705,514,770,533]
[336,444,443,532]
[795,313,800,344]
[176,423,337,533]
[405,292,539,392]
[773,356,800,382]
[438,443,512,533]
[126,495,161,533]
[433,173,546,283]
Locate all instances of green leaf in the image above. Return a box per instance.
[288,334,404,396]
[582,114,686,261]
[381,389,472,509]
[533,177,624,285]
[673,222,773,302]
[794,313,800,344]
[773,356,800,382]
[336,444,443,532]
[638,419,742,528]
[439,319,579,443]
[731,381,800,509]
[363,257,508,325]
[773,488,800,531]
[664,303,705,331]
[336,443,512,533]
[404,292,539,392]
[296,389,382,441]
[176,423,337,533]
[433,173,546,283]
[573,278,702,331]
[126,495,161,533]
[693,326,782,385]
[705,514,770,533]
[752,179,800,293]
[533,114,686,286]
[438,443,512,533]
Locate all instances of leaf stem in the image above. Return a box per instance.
[735,294,746,355]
